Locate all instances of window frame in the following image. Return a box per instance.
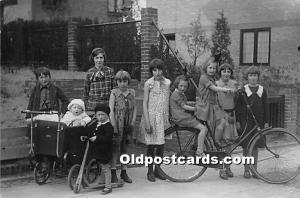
[164,33,175,55]
[3,0,18,6]
[107,0,122,16]
[240,27,271,66]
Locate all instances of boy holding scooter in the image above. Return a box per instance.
[88,104,114,194]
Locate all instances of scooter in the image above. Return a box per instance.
[68,136,124,194]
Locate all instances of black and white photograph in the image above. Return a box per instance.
[1,0,300,197]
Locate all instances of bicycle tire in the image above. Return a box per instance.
[248,128,300,184]
[158,127,211,182]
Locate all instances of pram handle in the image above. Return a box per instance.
[21,110,59,115]
[80,136,89,142]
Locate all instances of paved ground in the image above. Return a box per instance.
[1,151,300,198]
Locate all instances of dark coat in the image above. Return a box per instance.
[87,121,113,164]
[235,84,268,148]
[27,82,69,118]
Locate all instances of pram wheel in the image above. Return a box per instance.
[34,162,50,185]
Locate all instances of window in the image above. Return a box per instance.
[3,0,18,6]
[164,33,176,55]
[240,28,271,65]
[42,0,67,10]
[108,0,128,13]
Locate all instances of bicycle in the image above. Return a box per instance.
[158,89,300,184]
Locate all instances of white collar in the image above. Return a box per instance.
[244,84,263,97]
[96,120,109,127]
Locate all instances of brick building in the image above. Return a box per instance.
[144,0,300,67]
[140,1,300,133]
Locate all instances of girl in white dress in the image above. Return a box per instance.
[139,58,171,182]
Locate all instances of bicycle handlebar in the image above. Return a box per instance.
[21,110,59,115]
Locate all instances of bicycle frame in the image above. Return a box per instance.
[165,126,198,154]
[193,89,269,155]
[153,20,270,157]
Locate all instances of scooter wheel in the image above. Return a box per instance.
[74,183,81,194]
[84,159,101,185]
[68,164,81,191]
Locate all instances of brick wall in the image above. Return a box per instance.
[140,8,158,84]
[268,83,298,134]
[25,79,139,99]
[67,19,79,71]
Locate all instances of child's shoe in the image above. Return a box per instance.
[101,187,112,195]
[147,165,156,182]
[244,170,251,178]
[154,167,166,180]
[225,167,234,177]
[252,174,259,179]
[147,172,156,182]
[111,169,118,183]
[219,169,228,180]
[120,170,132,183]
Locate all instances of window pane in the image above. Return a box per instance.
[243,32,254,63]
[4,0,18,6]
[108,0,116,12]
[116,0,123,12]
[257,31,269,63]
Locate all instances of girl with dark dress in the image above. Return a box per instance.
[236,66,269,178]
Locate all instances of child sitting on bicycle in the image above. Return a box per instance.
[170,75,207,156]
[87,104,114,194]
[26,67,69,121]
[194,58,234,146]
[194,57,234,180]
[61,99,91,126]
[235,66,268,179]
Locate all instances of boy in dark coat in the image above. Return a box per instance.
[27,67,69,118]
[88,104,114,194]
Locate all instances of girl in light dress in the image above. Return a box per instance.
[139,58,171,182]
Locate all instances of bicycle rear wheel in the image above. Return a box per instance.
[158,127,211,182]
[248,128,300,184]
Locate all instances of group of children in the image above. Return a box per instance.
[26,47,268,194]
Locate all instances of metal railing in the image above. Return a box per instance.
[267,95,285,128]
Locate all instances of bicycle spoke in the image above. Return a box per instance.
[249,129,300,184]
[160,128,208,182]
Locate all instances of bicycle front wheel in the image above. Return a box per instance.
[158,127,210,182]
[248,128,300,184]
